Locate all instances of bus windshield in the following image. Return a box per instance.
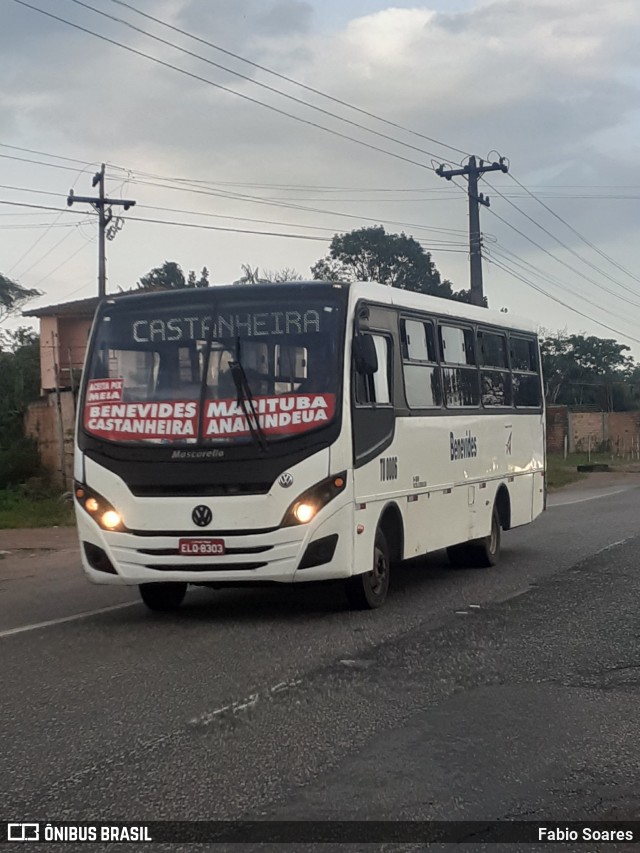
[82,293,344,447]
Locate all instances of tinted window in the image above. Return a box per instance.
[404,364,442,408]
[510,337,537,371]
[478,331,508,368]
[355,334,391,405]
[481,370,512,407]
[443,367,480,407]
[513,373,541,407]
[440,325,475,365]
[402,319,438,362]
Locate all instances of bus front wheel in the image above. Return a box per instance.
[345,528,390,610]
[447,506,501,569]
[139,582,187,612]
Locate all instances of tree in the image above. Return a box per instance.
[449,287,488,308]
[539,329,635,410]
[0,326,43,487]
[0,272,41,322]
[311,226,467,300]
[187,267,210,288]
[137,261,210,291]
[235,264,302,284]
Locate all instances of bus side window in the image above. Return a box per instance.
[439,324,479,407]
[510,336,542,407]
[355,334,390,406]
[478,329,511,407]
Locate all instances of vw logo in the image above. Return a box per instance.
[192,505,212,527]
[278,472,294,488]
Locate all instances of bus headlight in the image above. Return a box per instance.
[101,510,122,530]
[75,483,125,532]
[282,473,347,527]
[293,502,316,524]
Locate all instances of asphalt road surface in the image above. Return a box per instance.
[2,475,640,852]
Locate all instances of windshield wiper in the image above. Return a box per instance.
[229,339,268,452]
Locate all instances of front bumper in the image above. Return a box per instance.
[76,502,353,585]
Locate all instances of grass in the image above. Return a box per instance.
[546,450,640,490]
[0,488,76,529]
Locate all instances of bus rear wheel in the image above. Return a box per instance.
[139,582,187,612]
[447,506,501,569]
[345,528,390,610]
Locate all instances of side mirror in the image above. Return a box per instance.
[353,334,378,375]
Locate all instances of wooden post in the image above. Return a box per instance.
[52,331,67,490]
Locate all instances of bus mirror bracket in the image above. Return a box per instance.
[353,334,378,375]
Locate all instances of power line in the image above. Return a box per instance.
[486,254,640,346]
[506,170,640,286]
[488,243,640,322]
[11,0,442,174]
[0,182,468,242]
[0,142,96,170]
[125,173,468,238]
[32,238,94,288]
[109,0,471,160]
[0,199,96,215]
[483,203,640,311]
[70,0,460,166]
[483,175,640,302]
[18,226,77,278]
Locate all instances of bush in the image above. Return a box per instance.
[0,436,45,489]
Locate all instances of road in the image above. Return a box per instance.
[1,475,640,851]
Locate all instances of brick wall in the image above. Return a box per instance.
[569,412,607,453]
[546,406,568,453]
[547,407,640,454]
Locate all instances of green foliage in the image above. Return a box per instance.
[0,329,41,441]
[311,226,473,302]
[0,327,43,487]
[0,437,44,490]
[449,287,489,307]
[0,272,41,321]
[0,486,75,528]
[137,261,210,290]
[540,330,635,409]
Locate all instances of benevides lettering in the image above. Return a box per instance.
[132,310,321,343]
[89,402,198,419]
[449,430,478,461]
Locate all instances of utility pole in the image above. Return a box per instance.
[67,164,136,298]
[436,155,508,306]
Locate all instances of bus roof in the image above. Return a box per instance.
[100,280,537,334]
[347,280,537,333]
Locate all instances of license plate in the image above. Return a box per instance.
[178,538,225,557]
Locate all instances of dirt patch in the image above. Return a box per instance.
[0,526,78,552]
[558,470,640,493]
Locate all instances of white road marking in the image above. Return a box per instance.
[594,538,629,555]
[0,601,139,639]
[549,487,630,507]
[188,678,303,727]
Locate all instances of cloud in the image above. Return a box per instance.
[2,0,640,348]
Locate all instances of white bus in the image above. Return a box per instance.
[74,281,545,612]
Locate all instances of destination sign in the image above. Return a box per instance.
[130,310,323,343]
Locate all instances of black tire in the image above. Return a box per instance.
[139,582,187,612]
[447,506,501,569]
[345,528,390,610]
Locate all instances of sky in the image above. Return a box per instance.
[2,0,640,354]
